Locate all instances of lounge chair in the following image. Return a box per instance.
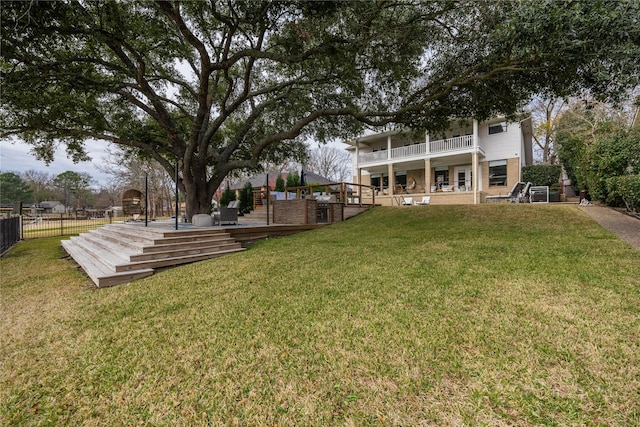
[414,196,431,205]
[214,200,239,225]
[402,197,413,205]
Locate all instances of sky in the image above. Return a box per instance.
[0,138,114,188]
[1,137,351,189]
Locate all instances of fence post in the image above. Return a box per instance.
[60,214,64,236]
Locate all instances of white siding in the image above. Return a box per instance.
[477,121,521,162]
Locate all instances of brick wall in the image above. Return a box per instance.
[273,199,317,224]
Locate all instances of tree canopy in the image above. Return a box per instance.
[0,172,33,206]
[2,0,639,217]
[52,171,93,209]
[556,100,640,206]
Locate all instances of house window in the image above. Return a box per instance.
[371,175,380,190]
[434,167,449,190]
[489,160,507,186]
[395,171,407,191]
[488,121,507,135]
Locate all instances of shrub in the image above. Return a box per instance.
[220,186,236,207]
[239,182,254,214]
[606,175,640,213]
[275,174,285,192]
[522,164,562,187]
[286,171,300,188]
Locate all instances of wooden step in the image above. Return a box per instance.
[138,235,236,253]
[68,235,130,269]
[77,232,142,259]
[129,241,242,262]
[62,222,316,288]
[103,223,166,238]
[88,227,150,251]
[62,239,154,287]
[62,224,244,287]
[114,246,245,272]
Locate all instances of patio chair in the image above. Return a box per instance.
[214,200,239,225]
[402,197,413,205]
[414,196,431,205]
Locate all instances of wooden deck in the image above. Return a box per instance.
[61,222,324,288]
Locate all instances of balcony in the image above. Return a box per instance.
[358,135,478,165]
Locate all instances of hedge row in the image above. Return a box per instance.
[522,164,562,187]
[606,174,640,213]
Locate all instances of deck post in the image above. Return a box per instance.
[266,173,270,226]
[144,172,148,227]
[388,164,395,196]
[175,161,179,230]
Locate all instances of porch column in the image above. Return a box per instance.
[473,119,479,204]
[424,158,431,194]
[388,163,395,196]
[387,135,392,160]
[355,140,360,168]
[473,119,479,148]
[472,151,478,204]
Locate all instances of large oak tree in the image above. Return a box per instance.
[2,0,639,218]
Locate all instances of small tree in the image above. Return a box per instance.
[52,171,92,212]
[220,187,236,208]
[0,172,33,206]
[286,171,300,188]
[274,175,285,192]
[307,146,353,182]
[239,182,254,214]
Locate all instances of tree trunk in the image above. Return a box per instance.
[182,163,216,220]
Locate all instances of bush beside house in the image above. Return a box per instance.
[522,164,562,201]
[522,164,562,187]
[606,174,640,213]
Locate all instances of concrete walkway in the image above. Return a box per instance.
[577,204,640,251]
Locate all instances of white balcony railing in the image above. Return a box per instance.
[358,150,389,164]
[390,143,428,159]
[358,135,475,165]
[429,135,473,153]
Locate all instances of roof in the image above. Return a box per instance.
[230,170,333,190]
[39,201,63,208]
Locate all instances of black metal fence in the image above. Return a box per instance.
[21,214,117,239]
[1,216,21,255]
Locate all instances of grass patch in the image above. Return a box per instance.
[2,205,639,425]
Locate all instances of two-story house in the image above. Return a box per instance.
[345,118,533,205]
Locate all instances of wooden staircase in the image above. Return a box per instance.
[238,205,271,223]
[62,224,245,288]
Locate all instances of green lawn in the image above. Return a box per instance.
[1,205,639,426]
